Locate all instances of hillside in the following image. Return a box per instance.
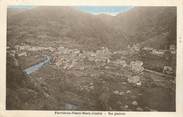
[115,7,176,49]
[7,6,176,50]
[7,7,126,50]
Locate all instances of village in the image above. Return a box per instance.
[8,43,176,75]
[6,43,176,111]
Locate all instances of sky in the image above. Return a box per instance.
[8,5,33,9]
[75,6,134,16]
[9,6,134,16]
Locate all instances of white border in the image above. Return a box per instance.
[1,0,183,117]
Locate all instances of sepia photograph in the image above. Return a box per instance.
[6,6,176,111]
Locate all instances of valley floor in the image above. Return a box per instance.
[6,45,175,111]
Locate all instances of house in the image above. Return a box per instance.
[18,52,27,57]
[169,44,176,54]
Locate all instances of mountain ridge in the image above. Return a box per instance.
[7,6,176,50]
